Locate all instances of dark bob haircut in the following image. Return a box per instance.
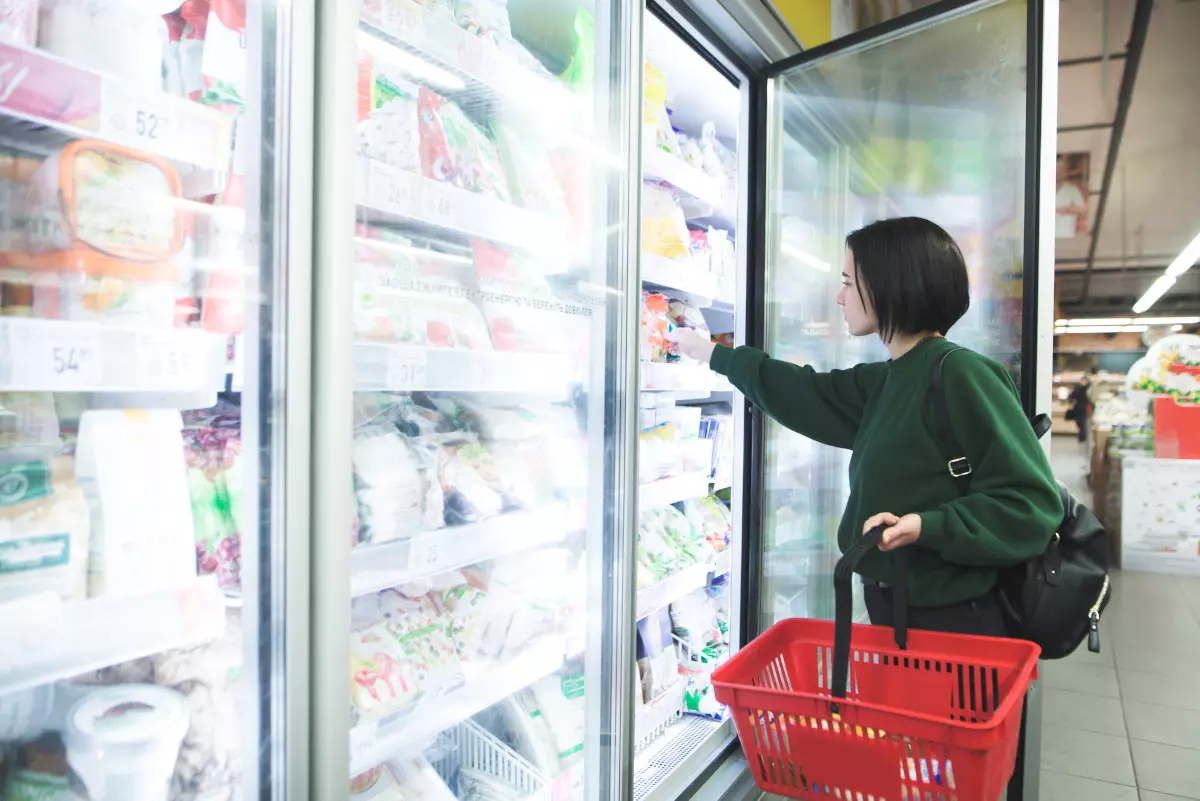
[845,217,970,341]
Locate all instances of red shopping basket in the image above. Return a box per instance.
[712,528,1040,800]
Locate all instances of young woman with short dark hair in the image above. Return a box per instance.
[669,217,1062,636]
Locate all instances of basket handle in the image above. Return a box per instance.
[831,525,908,706]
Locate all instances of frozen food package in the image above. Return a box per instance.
[638,422,680,482]
[640,291,673,364]
[636,512,679,588]
[669,586,721,657]
[350,763,406,800]
[491,120,568,216]
[353,422,444,544]
[641,183,690,260]
[679,495,731,554]
[642,61,678,155]
[636,608,679,702]
[350,591,464,718]
[1,733,77,801]
[682,670,727,721]
[437,437,509,525]
[182,403,243,593]
[75,410,197,598]
[440,582,493,661]
[479,549,573,658]
[357,90,422,174]
[530,670,585,763]
[418,88,512,203]
[390,754,457,800]
[655,505,709,565]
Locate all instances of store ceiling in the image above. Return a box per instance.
[1055,0,1200,317]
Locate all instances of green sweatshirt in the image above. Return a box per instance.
[710,337,1063,608]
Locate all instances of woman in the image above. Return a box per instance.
[668,217,1063,637]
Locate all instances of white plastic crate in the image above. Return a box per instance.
[433,719,547,797]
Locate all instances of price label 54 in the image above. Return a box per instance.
[5,322,103,390]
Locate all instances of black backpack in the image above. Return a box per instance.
[931,349,1111,659]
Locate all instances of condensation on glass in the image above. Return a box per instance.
[761,0,1030,629]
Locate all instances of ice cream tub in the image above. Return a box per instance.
[63,684,188,801]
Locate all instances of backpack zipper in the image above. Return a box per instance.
[1089,575,1111,620]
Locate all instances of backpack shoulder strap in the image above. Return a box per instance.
[931,348,972,497]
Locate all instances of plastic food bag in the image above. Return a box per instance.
[636,513,680,588]
[491,120,568,216]
[438,437,508,525]
[476,690,562,775]
[418,88,512,203]
[530,670,586,763]
[655,505,709,565]
[643,61,678,155]
[349,591,464,718]
[636,608,679,702]
[638,422,680,482]
[641,183,691,260]
[669,586,721,657]
[353,422,444,544]
[640,292,673,364]
[679,495,731,554]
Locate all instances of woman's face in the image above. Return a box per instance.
[837,249,877,337]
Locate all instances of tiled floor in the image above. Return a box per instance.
[1041,438,1200,800]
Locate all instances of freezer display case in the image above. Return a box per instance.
[333,1,641,799]
[632,7,744,800]
[0,0,286,799]
[759,0,1039,634]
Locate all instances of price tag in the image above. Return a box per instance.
[136,333,202,390]
[407,535,445,574]
[386,347,428,390]
[367,161,415,212]
[6,322,104,390]
[100,79,229,169]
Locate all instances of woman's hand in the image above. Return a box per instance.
[665,328,717,364]
[863,513,922,551]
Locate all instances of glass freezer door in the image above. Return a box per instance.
[314,1,642,799]
[759,0,1037,632]
[0,1,296,799]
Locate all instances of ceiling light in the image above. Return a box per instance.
[1057,318,1132,327]
[780,244,831,272]
[357,30,466,92]
[1055,325,1149,335]
[1133,276,1178,314]
[1165,230,1200,278]
[1135,316,1200,326]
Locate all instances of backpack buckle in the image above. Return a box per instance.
[948,458,972,478]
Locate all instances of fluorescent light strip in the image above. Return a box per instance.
[1054,325,1149,335]
[1055,316,1199,328]
[1165,230,1200,278]
[1133,276,1178,314]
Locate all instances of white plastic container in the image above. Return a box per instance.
[64,684,188,801]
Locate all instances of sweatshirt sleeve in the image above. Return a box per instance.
[918,353,1064,567]
[709,344,887,449]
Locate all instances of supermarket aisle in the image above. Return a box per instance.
[1041,440,1200,800]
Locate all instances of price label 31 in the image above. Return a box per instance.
[386,348,428,390]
